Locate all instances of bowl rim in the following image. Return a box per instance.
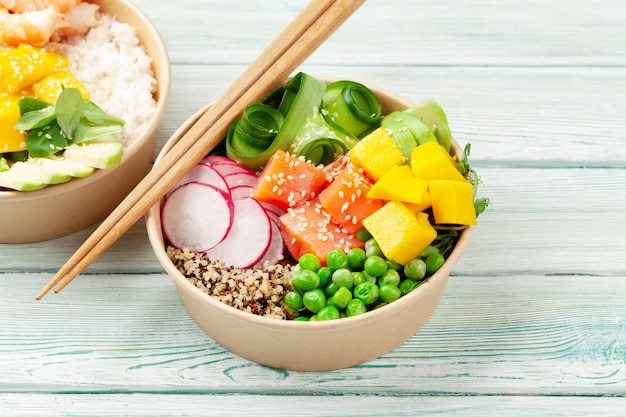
[146,79,472,331]
[0,0,172,202]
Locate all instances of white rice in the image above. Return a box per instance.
[61,12,158,146]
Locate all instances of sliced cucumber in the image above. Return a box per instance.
[63,141,123,169]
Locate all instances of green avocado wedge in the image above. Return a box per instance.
[403,101,452,152]
[63,141,123,170]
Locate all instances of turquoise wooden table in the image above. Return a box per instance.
[2,0,626,415]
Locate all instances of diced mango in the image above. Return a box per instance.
[0,94,26,153]
[33,71,89,104]
[349,126,403,181]
[362,201,437,265]
[0,48,46,94]
[429,179,477,225]
[366,164,431,212]
[16,44,69,76]
[410,140,465,182]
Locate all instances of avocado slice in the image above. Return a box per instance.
[0,160,72,191]
[380,117,416,158]
[63,141,123,169]
[28,157,95,178]
[404,101,452,152]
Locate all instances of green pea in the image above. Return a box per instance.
[386,258,402,271]
[330,286,353,309]
[345,298,367,317]
[303,289,326,313]
[378,269,401,287]
[353,281,379,305]
[308,314,319,321]
[284,291,304,312]
[425,252,445,273]
[352,271,365,286]
[347,247,367,270]
[419,245,440,259]
[399,278,421,295]
[364,238,383,257]
[379,284,401,303]
[293,316,309,321]
[317,266,332,287]
[364,255,387,277]
[326,249,349,271]
[404,258,426,281]
[332,268,354,289]
[355,227,372,242]
[291,269,320,292]
[324,281,340,298]
[298,253,321,272]
[362,269,377,284]
[316,305,340,320]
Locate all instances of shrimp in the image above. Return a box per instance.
[0,6,66,47]
[0,0,80,13]
[0,0,99,47]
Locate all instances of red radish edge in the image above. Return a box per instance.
[254,219,285,267]
[204,197,272,268]
[168,163,229,196]
[161,182,234,252]
[223,171,258,189]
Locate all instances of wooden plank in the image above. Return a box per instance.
[2,273,625,395]
[2,394,626,417]
[132,0,626,66]
[155,64,626,165]
[1,167,624,276]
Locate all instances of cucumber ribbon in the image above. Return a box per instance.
[226,73,383,170]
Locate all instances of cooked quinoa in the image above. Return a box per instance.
[167,246,297,320]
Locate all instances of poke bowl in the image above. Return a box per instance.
[146,74,484,371]
[0,0,171,243]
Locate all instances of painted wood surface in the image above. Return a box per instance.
[1,0,625,415]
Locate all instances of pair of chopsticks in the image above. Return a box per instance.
[36,0,366,300]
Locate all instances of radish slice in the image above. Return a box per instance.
[168,163,229,196]
[260,202,285,218]
[230,184,253,201]
[224,171,258,189]
[202,155,234,165]
[161,182,234,252]
[205,197,272,268]
[203,155,255,177]
[254,219,285,267]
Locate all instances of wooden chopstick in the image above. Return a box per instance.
[36,0,366,300]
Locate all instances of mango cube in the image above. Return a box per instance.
[33,71,90,104]
[0,94,26,153]
[429,179,477,225]
[362,201,437,265]
[0,48,46,94]
[410,140,465,182]
[349,127,403,181]
[366,164,431,212]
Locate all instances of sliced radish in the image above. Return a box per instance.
[161,182,234,252]
[205,197,272,268]
[201,155,230,163]
[260,202,285,218]
[203,155,256,177]
[254,219,285,267]
[230,184,253,200]
[223,171,258,189]
[168,163,229,196]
